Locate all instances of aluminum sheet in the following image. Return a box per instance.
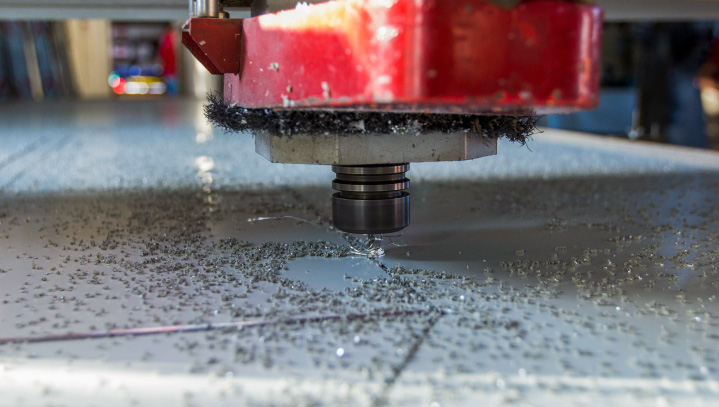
[1,99,718,406]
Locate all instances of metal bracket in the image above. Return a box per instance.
[181,18,243,74]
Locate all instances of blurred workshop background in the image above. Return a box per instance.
[0,19,220,101]
[0,2,718,150]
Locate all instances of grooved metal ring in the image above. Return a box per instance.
[332,164,409,175]
[332,180,410,193]
[334,173,407,183]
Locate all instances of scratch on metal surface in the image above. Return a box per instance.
[0,309,427,345]
[0,137,46,170]
[1,135,72,191]
[373,311,442,407]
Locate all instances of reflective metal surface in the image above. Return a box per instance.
[254,130,497,165]
[332,192,410,235]
[1,99,719,406]
[191,0,219,17]
[332,164,410,234]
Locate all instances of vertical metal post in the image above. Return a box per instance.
[194,0,219,17]
[21,22,44,102]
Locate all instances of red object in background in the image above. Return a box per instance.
[183,0,603,115]
[159,27,178,77]
[111,77,126,95]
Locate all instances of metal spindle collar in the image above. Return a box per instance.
[332,164,410,235]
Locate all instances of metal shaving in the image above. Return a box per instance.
[204,94,539,144]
